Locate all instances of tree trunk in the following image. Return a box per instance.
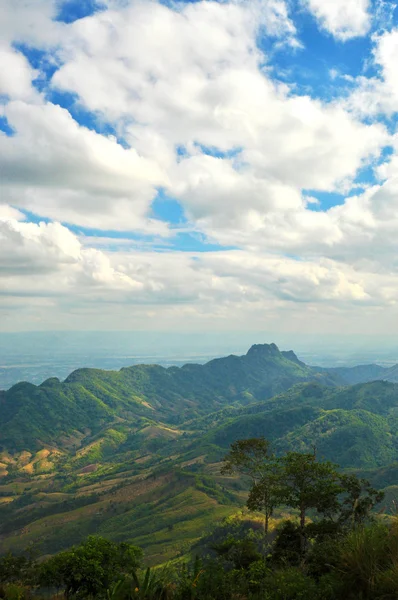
[264,492,269,536]
[299,505,306,557]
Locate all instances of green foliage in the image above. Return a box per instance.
[221,438,273,482]
[277,452,343,551]
[338,474,385,526]
[270,521,302,567]
[4,517,398,599]
[262,568,320,600]
[0,554,35,586]
[191,512,264,559]
[0,583,30,600]
[222,438,280,534]
[128,566,174,599]
[39,535,142,598]
[336,521,398,599]
[212,536,262,570]
[222,438,386,564]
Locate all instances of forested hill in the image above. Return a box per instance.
[2,344,398,563]
[0,343,337,452]
[196,380,398,468]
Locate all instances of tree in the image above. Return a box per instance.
[39,536,142,598]
[212,536,261,570]
[222,438,386,565]
[221,438,273,485]
[338,474,385,527]
[246,465,283,536]
[0,552,35,586]
[277,452,343,555]
[221,438,280,535]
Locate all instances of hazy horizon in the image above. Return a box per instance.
[2,330,398,390]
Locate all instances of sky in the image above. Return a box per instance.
[1,0,398,335]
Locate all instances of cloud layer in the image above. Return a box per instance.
[1,0,398,332]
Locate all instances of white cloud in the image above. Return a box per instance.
[0,204,25,221]
[2,0,398,333]
[0,216,372,304]
[0,219,144,292]
[346,28,398,117]
[3,211,398,332]
[38,0,387,240]
[0,0,57,45]
[0,101,169,231]
[302,0,371,40]
[0,45,40,102]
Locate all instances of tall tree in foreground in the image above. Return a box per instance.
[338,474,385,527]
[222,438,385,561]
[221,438,273,485]
[277,451,343,555]
[221,438,281,535]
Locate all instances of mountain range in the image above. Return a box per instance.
[0,343,338,452]
[1,343,398,564]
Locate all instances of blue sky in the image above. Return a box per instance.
[2,0,398,334]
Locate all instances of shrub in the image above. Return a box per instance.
[0,584,30,600]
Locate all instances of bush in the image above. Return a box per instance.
[263,568,319,600]
[270,521,301,567]
[336,520,398,599]
[306,536,343,579]
[0,584,30,600]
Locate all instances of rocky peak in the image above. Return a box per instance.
[246,343,280,358]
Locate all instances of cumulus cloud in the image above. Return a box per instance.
[347,28,398,117]
[1,101,169,231]
[0,0,58,45]
[302,0,371,40]
[0,46,40,102]
[0,218,144,294]
[2,0,398,332]
[2,210,398,332]
[0,205,25,221]
[33,0,386,239]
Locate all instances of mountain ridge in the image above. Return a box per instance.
[0,343,337,452]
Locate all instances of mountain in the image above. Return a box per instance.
[324,364,388,384]
[318,363,398,385]
[2,345,398,564]
[0,343,336,452]
[197,380,398,467]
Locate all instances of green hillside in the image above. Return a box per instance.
[0,343,336,452]
[200,381,398,467]
[2,346,398,565]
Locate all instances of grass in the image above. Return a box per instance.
[0,474,238,564]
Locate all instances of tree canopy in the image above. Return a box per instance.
[39,536,142,598]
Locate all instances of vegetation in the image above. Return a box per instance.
[39,536,141,598]
[2,345,398,570]
[221,438,280,535]
[0,442,394,599]
[0,344,336,452]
